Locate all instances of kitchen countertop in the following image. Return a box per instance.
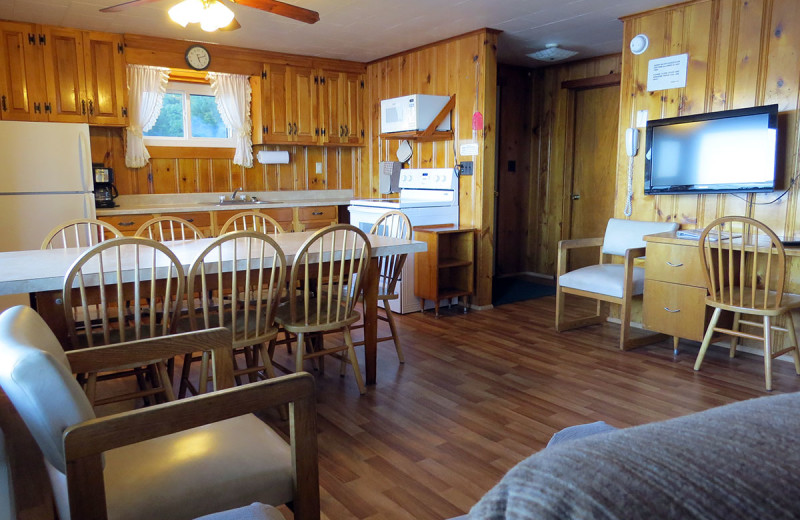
[96,190,354,216]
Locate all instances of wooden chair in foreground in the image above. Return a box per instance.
[274,224,371,394]
[220,210,285,236]
[180,231,287,397]
[62,237,185,406]
[694,216,800,391]
[556,218,678,350]
[0,306,319,520]
[135,215,206,241]
[41,218,122,249]
[351,210,411,363]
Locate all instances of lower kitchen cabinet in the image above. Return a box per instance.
[413,225,475,317]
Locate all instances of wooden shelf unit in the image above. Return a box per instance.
[379,95,455,142]
[413,224,474,316]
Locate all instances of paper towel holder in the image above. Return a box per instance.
[257,150,291,164]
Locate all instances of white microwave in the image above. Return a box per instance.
[380,94,452,133]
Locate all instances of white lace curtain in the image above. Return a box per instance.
[125,64,169,168]
[208,72,253,168]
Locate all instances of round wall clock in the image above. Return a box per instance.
[185,44,211,70]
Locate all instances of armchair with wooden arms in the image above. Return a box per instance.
[555,218,678,350]
[0,305,319,520]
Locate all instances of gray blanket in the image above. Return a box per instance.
[468,392,800,519]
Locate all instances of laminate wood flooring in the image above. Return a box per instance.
[8,295,800,519]
[264,295,800,519]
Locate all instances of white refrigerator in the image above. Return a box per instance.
[0,121,96,310]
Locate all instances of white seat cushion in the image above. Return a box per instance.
[558,264,645,299]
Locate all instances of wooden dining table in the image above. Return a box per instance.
[0,230,425,385]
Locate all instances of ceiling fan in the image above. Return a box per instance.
[100,0,320,31]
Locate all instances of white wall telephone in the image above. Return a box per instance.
[625,127,639,157]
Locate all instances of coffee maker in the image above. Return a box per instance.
[92,164,118,209]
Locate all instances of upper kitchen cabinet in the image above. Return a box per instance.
[0,21,47,121]
[252,61,364,147]
[319,70,365,146]
[0,23,127,125]
[82,32,128,126]
[256,62,317,145]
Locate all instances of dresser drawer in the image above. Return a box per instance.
[645,242,706,287]
[643,280,708,341]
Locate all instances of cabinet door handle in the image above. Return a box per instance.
[339,125,344,137]
[81,100,86,115]
[88,100,94,116]
[293,122,298,135]
[666,261,684,267]
[117,221,135,227]
[664,307,680,313]
[344,124,349,136]
[44,102,51,114]
[34,102,41,113]
[0,95,5,112]
[185,218,194,223]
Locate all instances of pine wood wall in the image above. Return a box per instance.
[362,29,499,307]
[619,0,800,266]
[526,54,623,276]
[91,34,365,195]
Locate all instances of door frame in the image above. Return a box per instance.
[560,73,621,242]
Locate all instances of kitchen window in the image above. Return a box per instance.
[144,81,234,148]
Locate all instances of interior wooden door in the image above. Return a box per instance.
[565,83,620,270]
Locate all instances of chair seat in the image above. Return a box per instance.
[274,298,361,333]
[706,289,800,315]
[558,264,645,299]
[49,414,294,520]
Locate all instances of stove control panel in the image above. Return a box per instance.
[398,168,458,190]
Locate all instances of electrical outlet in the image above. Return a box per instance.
[315,162,322,174]
[460,161,473,176]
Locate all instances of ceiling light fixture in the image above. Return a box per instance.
[527,43,578,62]
[168,0,235,32]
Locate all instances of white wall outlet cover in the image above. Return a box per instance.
[630,34,649,55]
[636,110,649,128]
[315,162,322,174]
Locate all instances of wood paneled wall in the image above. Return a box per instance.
[92,33,365,195]
[526,54,623,276]
[90,127,358,194]
[362,29,499,307]
[619,0,800,289]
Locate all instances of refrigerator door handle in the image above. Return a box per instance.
[78,130,91,194]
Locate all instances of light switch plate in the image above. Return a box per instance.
[636,110,649,128]
[315,162,322,174]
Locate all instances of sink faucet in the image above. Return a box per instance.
[231,187,243,200]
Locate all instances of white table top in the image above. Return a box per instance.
[0,231,426,296]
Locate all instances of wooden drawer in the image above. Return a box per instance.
[298,206,336,221]
[213,208,293,235]
[643,280,708,341]
[158,211,212,229]
[98,214,152,236]
[645,242,706,287]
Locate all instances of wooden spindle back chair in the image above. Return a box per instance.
[220,210,285,236]
[694,216,800,390]
[41,218,122,249]
[135,216,205,241]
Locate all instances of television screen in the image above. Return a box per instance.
[644,104,778,195]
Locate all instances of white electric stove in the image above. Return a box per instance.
[349,167,460,313]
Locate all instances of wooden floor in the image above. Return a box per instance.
[8,294,800,519]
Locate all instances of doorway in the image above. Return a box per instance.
[563,78,620,270]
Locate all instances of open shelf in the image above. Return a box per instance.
[413,225,475,317]
[379,94,455,142]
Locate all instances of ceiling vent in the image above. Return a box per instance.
[527,43,578,62]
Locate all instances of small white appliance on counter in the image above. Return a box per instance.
[380,94,452,133]
[349,167,459,314]
[0,121,95,310]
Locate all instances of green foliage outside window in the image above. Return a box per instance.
[144,90,229,140]
[145,93,183,137]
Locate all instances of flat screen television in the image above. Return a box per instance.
[644,104,778,195]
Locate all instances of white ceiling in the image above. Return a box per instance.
[0,0,680,66]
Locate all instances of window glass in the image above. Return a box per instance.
[145,92,184,138]
[190,94,227,138]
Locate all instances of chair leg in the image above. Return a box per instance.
[764,315,773,391]
[344,327,365,394]
[156,361,176,401]
[178,352,193,398]
[730,312,741,358]
[786,312,800,375]
[694,308,722,371]
[199,351,210,394]
[85,373,98,406]
[555,286,565,331]
[295,332,306,373]
[256,342,277,380]
[619,293,633,351]
[384,305,405,363]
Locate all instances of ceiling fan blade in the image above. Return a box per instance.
[231,0,320,24]
[219,18,242,31]
[100,0,164,13]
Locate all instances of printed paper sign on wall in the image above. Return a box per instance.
[647,53,688,91]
